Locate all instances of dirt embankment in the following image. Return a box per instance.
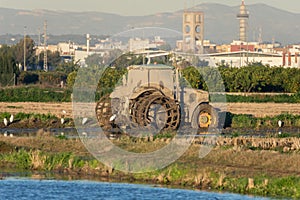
[1,135,300,178]
[1,102,300,118]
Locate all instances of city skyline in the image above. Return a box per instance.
[0,0,300,16]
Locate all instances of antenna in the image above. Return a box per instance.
[258,27,262,44]
[23,26,27,71]
[37,28,41,66]
[43,20,48,72]
[86,34,90,55]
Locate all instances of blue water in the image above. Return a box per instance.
[0,178,269,200]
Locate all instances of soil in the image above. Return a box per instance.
[1,102,300,118]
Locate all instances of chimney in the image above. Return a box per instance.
[282,51,286,66]
[87,34,90,55]
[288,52,291,66]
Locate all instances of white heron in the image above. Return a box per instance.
[3,131,8,137]
[109,114,117,122]
[82,132,87,137]
[62,110,67,114]
[9,133,13,137]
[61,118,65,124]
[9,115,14,123]
[278,120,283,128]
[82,117,88,125]
[3,118,8,126]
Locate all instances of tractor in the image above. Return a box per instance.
[95,64,218,133]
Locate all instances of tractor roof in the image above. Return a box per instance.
[128,64,174,70]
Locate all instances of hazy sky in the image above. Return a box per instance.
[0,0,300,15]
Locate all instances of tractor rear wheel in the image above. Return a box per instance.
[130,93,180,131]
[95,94,112,130]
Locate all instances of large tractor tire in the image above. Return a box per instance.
[191,103,219,129]
[95,94,112,130]
[129,92,180,131]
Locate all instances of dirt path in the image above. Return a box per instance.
[1,102,300,118]
[0,102,73,118]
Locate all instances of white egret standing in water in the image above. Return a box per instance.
[278,120,283,128]
[3,118,8,126]
[9,115,14,123]
[82,118,88,125]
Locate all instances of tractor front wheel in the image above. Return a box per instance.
[192,104,218,129]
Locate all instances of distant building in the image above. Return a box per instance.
[203,40,217,53]
[128,37,165,52]
[209,51,300,68]
[230,40,255,52]
[95,38,126,50]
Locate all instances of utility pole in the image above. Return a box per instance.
[43,20,48,72]
[37,28,41,68]
[23,26,27,71]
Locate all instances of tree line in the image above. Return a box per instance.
[182,63,300,93]
[0,36,76,86]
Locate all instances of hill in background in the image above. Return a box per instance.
[0,3,299,45]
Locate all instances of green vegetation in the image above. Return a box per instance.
[0,149,95,171]
[228,113,300,129]
[226,93,300,103]
[0,36,80,87]
[1,111,300,130]
[0,147,106,174]
[1,143,298,198]
[210,93,300,103]
[0,112,57,122]
[70,65,127,100]
[0,45,19,86]
[17,71,68,86]
[182,64,300,93]
[0,87,71,102]
[1,134,300,198]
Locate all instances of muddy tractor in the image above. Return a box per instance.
[95,64,218,133]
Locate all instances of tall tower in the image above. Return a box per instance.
[86,34,90,55]
[237,0,249,42]
[43,20,48,72]
[183,11,204,53]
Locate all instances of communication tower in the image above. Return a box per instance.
[237,0,249,42]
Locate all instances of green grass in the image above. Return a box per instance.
[0,112,58,122]
[0,86,72,102]
[211,93,300,103]
[228,113,300,129]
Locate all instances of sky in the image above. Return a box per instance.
[0,0,300,15]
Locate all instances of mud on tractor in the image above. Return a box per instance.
[95,64,219,133]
